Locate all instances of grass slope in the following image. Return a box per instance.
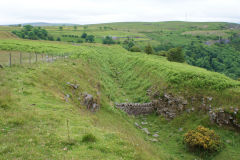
[0,39,240,159]
[0,60,168,160]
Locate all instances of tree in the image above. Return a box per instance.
[81,33,87,38]
[123,38,135,50]
[167,47,185,63]
[102,36,115,44]
[23,25,33,31]
[12,25,49,40]
[144,44,154,54]
[74,25,77,30]
[85,35,95,43]
[57,37,61,41]
[59,26,63,31]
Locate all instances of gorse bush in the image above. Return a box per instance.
[184,126,222,152]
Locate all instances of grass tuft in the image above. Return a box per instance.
[82,133,97,143]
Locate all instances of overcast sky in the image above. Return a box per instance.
[0,0,240,25]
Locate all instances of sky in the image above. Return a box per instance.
[0,0,240,25]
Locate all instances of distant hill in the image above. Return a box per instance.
[7,22,79,26]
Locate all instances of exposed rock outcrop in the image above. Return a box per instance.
[209,108,240,128]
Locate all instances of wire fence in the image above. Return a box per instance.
[0,52,68,67]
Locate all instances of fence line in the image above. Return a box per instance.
[0,52,68,67]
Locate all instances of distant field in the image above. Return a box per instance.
[0,31,18,39]
[181,30,228,37]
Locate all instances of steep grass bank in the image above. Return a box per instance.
[0,60,170,160]
[73,44,240,107]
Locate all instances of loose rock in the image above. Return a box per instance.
[142,128,150,135]
[153,134,159,137]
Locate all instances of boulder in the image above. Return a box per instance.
[83,93,99,112]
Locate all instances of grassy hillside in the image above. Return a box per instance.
[0,35,240,159]
[5,21,240,79]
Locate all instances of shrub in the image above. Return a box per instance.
[48,36,54,41]
[144,44,154,54]
[85,35,95,43]
[102,36,115,44]
[184,126,221,152]
[81,33,87,39]
[77,39,83,43]
[82,133,97,143]
[167,47,185,63]
[158,51,168,57]
[56,37,61,41]
[129,46,141,52]
[123,38,135,50]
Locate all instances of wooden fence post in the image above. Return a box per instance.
[20,52,22,64]
[29,53,31,64]
[9,53,12,67]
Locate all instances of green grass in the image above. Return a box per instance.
[0,37,240,159]
[0,60,168,160]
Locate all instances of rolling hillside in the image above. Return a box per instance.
[5,21,238,79]
[0,38,240,159]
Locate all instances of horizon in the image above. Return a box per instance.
[2,20,240,26]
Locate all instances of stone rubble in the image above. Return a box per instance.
[142,128,150,135]
[66,82,79,89]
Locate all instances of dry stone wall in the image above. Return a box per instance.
[115,93,188,119]
[115,93,240,129]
